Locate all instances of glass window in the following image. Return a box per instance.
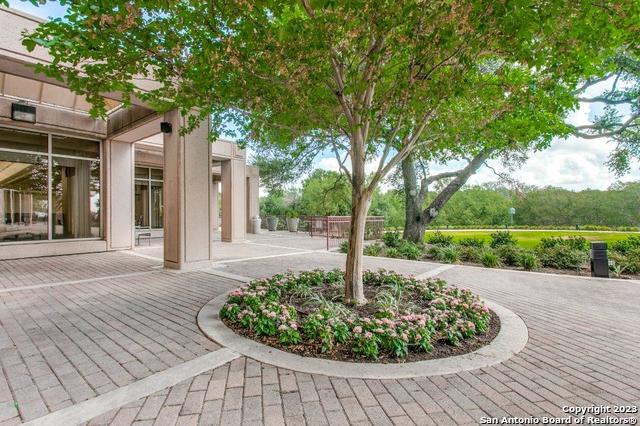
[52,135,100,159]
[150,168,163,180]
[135,167,149,179]
[135,166,164,229]
[0,127,102,244]
[0,128,47,152]
[135,180,149,228]
[51,158,100,239]
[0,151,48,242]
[151,181,163,228]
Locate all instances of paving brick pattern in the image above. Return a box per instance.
[0,254,238,424]
[0,252,160,290]
[1,245,639,425]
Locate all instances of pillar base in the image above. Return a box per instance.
[164,259,213,271]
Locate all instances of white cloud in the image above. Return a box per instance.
[316,157,342,173]
[464,136,640,190]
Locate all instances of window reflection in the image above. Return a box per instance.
[52,135,100,159]
[135,167,163,229]
[0,128,47,152]
[151,181,163,228]
[0,151,48,241]
[135,181,149,227]
[51,158,100,239]
[0,127,102,243]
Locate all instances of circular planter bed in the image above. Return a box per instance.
[219,269,499,363]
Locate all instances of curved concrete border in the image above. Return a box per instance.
[197,292,528,379]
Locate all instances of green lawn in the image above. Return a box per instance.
[424,229,638,249]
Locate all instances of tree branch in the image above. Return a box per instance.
[571,113,639,139]
[577,95,636,105]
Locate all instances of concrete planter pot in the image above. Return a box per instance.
[251,216,262,234]
[266,217,279,231]
[286,218,300,232]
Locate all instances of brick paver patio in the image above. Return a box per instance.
[1,235,639,425]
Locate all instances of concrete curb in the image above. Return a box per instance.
[197,291,529,379]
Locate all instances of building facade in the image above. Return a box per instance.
[0,7,259,268]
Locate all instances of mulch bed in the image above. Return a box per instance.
[222,309,500,364]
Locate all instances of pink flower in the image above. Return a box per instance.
[278,324,288,331]
[364,332,373,339]
[290,322,298,330]
[353,326,363,334]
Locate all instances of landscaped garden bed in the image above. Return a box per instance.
[341,231,640,279]
[220,269,498,363]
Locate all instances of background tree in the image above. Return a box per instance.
[24,0,638,303]
[396,63,574,242]
[427,182,640,228]
[398,51,640,243]
[298,170,352,216]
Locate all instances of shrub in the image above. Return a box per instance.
[364,242,384,257]
[490,231,517,248]
[611,236,640,255]
[609,262,626,278]
[386,247,401,258]
[383,231,402,248]
[479,249,501,268]
[539,236,588,251]
[397,240,423,260]
[610,248,640,274]
[536,245,588,271]
[518,251,539,271]
[458,237,485,248]
[496,244,522,266]
[339,240,349,253]
[459,246,482,262]
[426,231,454,246]
[434,245,459,264]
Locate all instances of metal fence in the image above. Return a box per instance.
[308,216,385,250]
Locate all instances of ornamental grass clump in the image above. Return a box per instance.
[221,269,491,361]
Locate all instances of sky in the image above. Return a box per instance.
[9,0,639,192]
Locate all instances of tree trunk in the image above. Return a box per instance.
[344,190,371,305]
[422,149,494,227]
[401,156,426,243]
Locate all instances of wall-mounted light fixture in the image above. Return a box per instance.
[11,103,36,123]
[160,122,172,133]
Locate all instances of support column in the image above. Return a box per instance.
[105,139,134,250]
[163,109,213,269]
[221,159,246,242]
[212,181,220,230]
[246,166,260,233]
